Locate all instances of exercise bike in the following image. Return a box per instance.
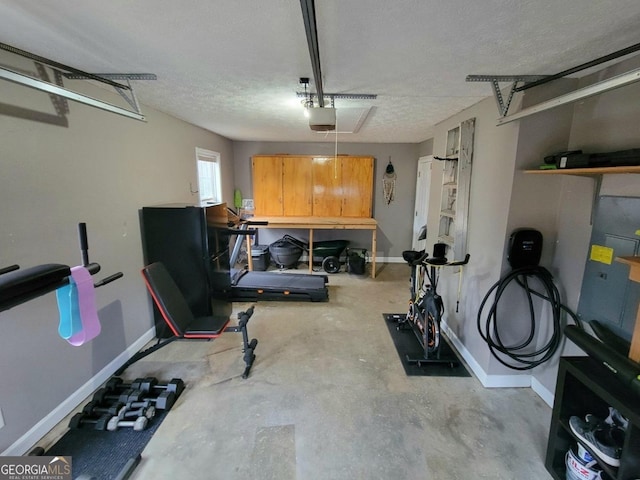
[397,243,470,367]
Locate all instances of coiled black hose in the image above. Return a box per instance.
[477,265,581,370]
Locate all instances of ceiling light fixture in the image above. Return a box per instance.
[300,77,313,117]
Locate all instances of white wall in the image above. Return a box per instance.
[0,51,234,453]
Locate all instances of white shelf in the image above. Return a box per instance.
[436,118,474,258]
[438,235,454,245]
[525,166,640,175]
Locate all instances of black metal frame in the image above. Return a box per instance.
[115,307,257,379]
[397,250,470,367]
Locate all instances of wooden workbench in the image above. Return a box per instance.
[246,216,378,278]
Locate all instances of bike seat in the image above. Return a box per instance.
[402,250,424,265]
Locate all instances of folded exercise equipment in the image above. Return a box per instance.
[0,223,122,346]
[115,262,258,378]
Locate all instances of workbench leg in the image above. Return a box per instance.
[309,229,314,273]
[371,229,377,279]
[246,233,254,271]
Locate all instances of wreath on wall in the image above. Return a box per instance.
[382,159,396,205]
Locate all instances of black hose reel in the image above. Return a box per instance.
[477,229,581,370]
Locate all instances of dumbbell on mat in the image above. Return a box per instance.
[144,390,176,411]
[68,413,111,430]
[117,403,156,420]
[82,400,123,417]
[107,377,185,397]
[127,391,175,411]
[92,388,143,405]
[107,415,148,431]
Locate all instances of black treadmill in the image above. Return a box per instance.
[230,269,328,302]
[228,220,329,302]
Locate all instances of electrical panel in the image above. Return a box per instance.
[577,196,640,341]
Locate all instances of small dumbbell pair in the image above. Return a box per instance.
[105,401,156,432]
[117,401,156,421]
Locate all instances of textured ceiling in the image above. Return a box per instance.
[2,1,640,143]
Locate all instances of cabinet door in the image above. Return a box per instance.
[283,156,313,216]
[341,156,373,217]
[252,156,283,216]
[312,157,342,216]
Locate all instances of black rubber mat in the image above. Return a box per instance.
[383,313,471,377]
[44,409,167,479]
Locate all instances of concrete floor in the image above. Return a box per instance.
[66,264,555,479]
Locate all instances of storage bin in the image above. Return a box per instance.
[269,238,303,269]
[346,248,367,275]
[251,245,270,271]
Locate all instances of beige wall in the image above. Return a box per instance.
[427,56,640,401]
[534,56,640,395]
[3,47,640,453]
[428,98,521,378]
[0,51,234,453]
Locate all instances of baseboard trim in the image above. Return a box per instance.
[379,256,404,264]
[441,322,533,389]
[531,377,555,408]
[2,328,156,456]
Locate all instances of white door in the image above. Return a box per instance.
[412,156,432,251]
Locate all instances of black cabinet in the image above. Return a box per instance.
[141,203,232,338]
[546,356,640,479]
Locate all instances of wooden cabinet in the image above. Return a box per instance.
[341,156,374,217]
[312,156,343,216]
[252,155,283,216]
[546,356,640,479]
[252,155,374,218]
[283,156,313,216]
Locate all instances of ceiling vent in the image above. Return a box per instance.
[308,107,336,131]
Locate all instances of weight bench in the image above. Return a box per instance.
[116,262,258,378]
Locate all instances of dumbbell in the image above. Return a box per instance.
[92,387,144,405]
[127,391,175,411]
[68,412,111,430]
[117,403,156,420]
[108,377,185,397]
[107,415,148,432]
[82,400,124,417]
[118,388,176,411]
[144,390,176,411]
[138,377,184,397]
[105,377,154,392]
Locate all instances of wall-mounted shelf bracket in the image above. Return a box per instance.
[468,42,640,122]
[64,73,157,114]
[0,42,156,121]
[0,67,150,121]
[465,75,547,116]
